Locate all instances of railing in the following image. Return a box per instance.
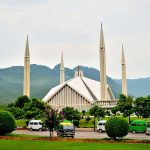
[50,100,118,111]
[95,100,117,108]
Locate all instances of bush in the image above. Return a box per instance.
[0,110,16,135]
[62,107,80,121]
[79,119,86,125]
[85,116,91,122]
[89,118,94,124]
[73,120,79,127]
[16,120,27,127]
[105,116,129,140]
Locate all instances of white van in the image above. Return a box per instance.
[28,120,43,131]
[146,122,150,135]
[97,120,106,133]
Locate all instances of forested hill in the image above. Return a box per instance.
[0,64,121,104]
[115,78,150,97]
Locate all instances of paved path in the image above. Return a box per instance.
[13,128,150,140]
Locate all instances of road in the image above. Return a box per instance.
[13,128,150,140]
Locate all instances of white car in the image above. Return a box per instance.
[146,127,150,135]
[97,120,107,133]
[28,120,43,131]
[146,122,150,135]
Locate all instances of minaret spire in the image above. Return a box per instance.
[121,45,127,96]
[99,23,107,100]
[100,23,105,49]
[23,35,30,97]
[60,52,65,84]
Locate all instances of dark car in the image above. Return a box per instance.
[57,122,75,138]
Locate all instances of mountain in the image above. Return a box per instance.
[0,64,121,105]
[115,78,150,97]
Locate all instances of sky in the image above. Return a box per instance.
[0,0,150,79]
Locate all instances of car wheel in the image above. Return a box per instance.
[29,128,32,131]
[99,129,103,133]
[39,128,42,131]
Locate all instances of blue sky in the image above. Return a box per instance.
[0,0,150,79]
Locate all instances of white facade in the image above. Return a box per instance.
[43,76,117,111]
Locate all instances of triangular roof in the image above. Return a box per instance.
[43,76,115,103]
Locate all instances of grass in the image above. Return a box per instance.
[5,133,46,138]
[15,120,27,127]
[0,139,150,150]
[129,117,150,122]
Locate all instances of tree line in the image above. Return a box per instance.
[1,94,150,129]
[112,94,150,123]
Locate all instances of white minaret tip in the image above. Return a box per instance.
[60,52,65,84]
[100,23,105,49]
[60,52,64,70]
[99,23,107,100]
[122,45,126,64]
[121,45,127,96]
[25,35,30,57]
[24,35,30,97]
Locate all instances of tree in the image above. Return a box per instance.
[6,106,25,119]
[44,106,63,138]
[15,96,30,108]
[23,98,46,119]
[62,106,80,121]
[134,96,150,118]
[82,110,86,118]
[117,94,133,123]
[30,98,46,111]
[0,104,6,110]
[105,110,111,116]
[6,97,46,120]
[111,106,118,115]
[89,105,105,131]
[105,116,129,140]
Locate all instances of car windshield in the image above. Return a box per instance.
[63,125,74,130]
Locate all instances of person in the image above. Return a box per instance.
[49,120,54,137]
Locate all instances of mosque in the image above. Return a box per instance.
[23,24,127,111]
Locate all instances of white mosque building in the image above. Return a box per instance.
[43,70,116,111]
[23,24,127,111]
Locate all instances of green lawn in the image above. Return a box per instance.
[5,133,46,138]
[0,140,149,150]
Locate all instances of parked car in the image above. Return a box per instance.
[129,120,147,133]
[57,121,75,138]
[146,122,150,135]
[27,120,43,131]
[97,120,107,133]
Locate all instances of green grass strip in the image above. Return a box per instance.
[0,139,150,150]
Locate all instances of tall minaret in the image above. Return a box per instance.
[121,45,127,96]
[23,35,30,97]
[60,52,65,84]
[99,23,107,100]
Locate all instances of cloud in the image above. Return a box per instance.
[0,0,150,78]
